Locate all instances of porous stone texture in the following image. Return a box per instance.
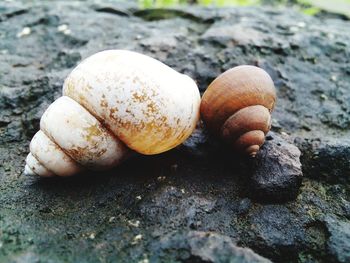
[325,217,350,263]
[150,231,272,262]
[295,137,350,184]
[250,132,303,202]
[1,1,350,262]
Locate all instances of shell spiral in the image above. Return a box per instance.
[25,50,201,177]
[200,65,276,157]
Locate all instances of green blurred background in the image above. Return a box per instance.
[138,0,350,18]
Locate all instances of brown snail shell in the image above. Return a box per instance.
[200,65,276,157]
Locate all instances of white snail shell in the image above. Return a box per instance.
[25,50,201,177]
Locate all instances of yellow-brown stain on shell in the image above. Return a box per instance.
[69,146,89,163]
[64,63,196,155]
[100,75,179,153]
[69,145,107,166]
[65,76,94,106]
[145,102,158,117]
[132,90,149,103]
[33,132,78,167]
[64,79,75,96]
[84,124,103,143]
[100,99,108,109]
[107,98,178,154]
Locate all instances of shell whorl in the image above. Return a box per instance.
[25,50,201,177]
[200,65,276,157]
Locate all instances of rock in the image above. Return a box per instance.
[139,185,217,229]
[151,231,271,263]
[179,122,210,158]
[179,122,224,159]
[201,23,265,46]
[249,205,305,261]
[296,137,350,184]
[325,217,350,263]
[249,132,303,202]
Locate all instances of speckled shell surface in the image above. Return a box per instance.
[40,96,128,170]
[25,50,201,177]
[29,130,82,176]
[63,50,201,155]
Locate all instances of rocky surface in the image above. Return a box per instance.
[149,231,272,262]
[0,1,350,262]
[296,137,350,184]
[250,132,303,202]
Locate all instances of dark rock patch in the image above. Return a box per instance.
[296,137,350,184]
[150,231,271,263]
[248,205,305,261]
[325,217,350,263]
[249,132,303,202]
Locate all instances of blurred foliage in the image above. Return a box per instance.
[139,0,260,7]
[299,0,350,17]
[301,6,320,15]
[138,0,350,18]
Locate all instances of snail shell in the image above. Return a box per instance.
[25,50,201,177]
[200,65,276,157]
